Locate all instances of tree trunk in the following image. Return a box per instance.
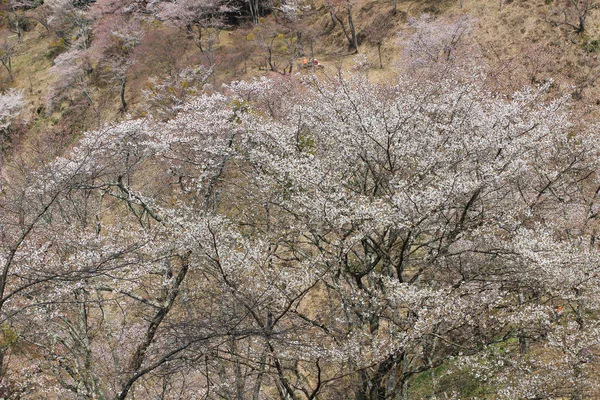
[356,354,405,400]
[347,7,359,53]
[296,31,303,56]
[1,57,12,82]
[250,0,260,24]
[231,341,245,400]
[267,39,276,72]
[120,78,127,112]
[10,8,21,40]
[251,345,268,400]
[196,24,204,52]
[116,254,190,400]
[15,17,20,40]
[578,14,586,33]
[518,292,530,354]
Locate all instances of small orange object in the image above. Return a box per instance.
[302,58,308,65]
[557,306,563,312]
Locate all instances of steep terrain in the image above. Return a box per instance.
[2,0,600,145]
[1,0,600,398]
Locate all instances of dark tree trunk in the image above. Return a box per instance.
[348,8,359,53]
[120,78,127,112]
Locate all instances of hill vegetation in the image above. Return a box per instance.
[2,0,600,398]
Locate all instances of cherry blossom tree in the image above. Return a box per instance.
[91,16,143,112]
[46,48,94,114]
[6,49,600,400]
[46,0,91,47]
[398,14,479,80]
[0,88,24,154]
[220,68,600,398]
[157,0,235,68]
[0,89,24,133]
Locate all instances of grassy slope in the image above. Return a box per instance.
[3,0,600,136]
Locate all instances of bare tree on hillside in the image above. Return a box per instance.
[548,0,596,33]
[0,41,16,82]
[364,17,393,68]
[326,0,359,53]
